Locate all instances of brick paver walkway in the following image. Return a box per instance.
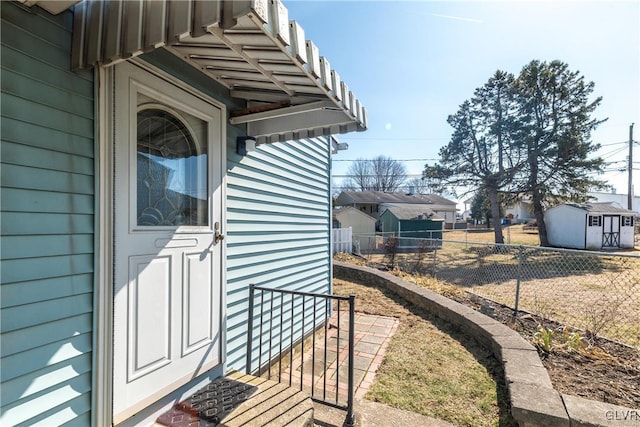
[350,313,399,399]
[283,312,399,405]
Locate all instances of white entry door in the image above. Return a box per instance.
[112,62,224,423]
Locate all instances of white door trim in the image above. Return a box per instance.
[92,64,114,427]
[93,59,227,427]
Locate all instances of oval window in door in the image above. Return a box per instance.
[136,108,208,226]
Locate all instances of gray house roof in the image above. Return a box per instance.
[382,206,444,221]
[563,202,636,215]
[336,191,456,206]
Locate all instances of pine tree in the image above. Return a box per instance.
[424,70,522,243]
[516,60,607,246]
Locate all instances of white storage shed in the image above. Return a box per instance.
[544,203,636,250]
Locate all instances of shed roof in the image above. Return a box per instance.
[562,202,636,215]
[336,191,456,206]
[31,0,367,144]
[332,206,377,222]
[382,206,444,221]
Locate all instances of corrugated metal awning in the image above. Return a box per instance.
[69,0,367,144]
[19,0,79,15]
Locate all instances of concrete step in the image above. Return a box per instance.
[155,371,314,427]
[313,400,455,427]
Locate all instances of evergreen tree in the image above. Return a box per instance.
[426,61,606,246]
[424,71,522,243]
[470,192,489,225]
[516,60,607,246]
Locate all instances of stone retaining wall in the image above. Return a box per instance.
[334,261,639,427]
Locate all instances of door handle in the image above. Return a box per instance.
[214,222,225,243]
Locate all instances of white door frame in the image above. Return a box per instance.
[602,215,621,248]
[92,59,227,427]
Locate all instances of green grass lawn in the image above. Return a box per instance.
[444,225,541,246]
[333,279,517,427]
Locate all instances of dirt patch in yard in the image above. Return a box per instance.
[335,253,640,409]
[488,304,640,408]
[452,290,640,409]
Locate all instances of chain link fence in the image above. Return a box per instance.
[355,234,640,348]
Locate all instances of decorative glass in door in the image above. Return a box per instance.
[136,108,208,226]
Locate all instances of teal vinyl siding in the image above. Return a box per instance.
[142,50,333,373]
[1,10,333,421]
[1,2,94,426]
[226,138,332,370]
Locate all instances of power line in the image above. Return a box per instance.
[597,140,629,147]
[333,174,424,178]
[342,137,448,141]
[338,138,629,145]
[599,146,628,160]
[333,158,438,162]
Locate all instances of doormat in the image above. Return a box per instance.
[156,377,258,427]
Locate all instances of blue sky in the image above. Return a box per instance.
[285,0,640,201]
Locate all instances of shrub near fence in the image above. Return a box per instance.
[358,235,640,348]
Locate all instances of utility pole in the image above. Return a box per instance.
[629,123,634,210]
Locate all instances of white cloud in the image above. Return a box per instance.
[424,13,482,24]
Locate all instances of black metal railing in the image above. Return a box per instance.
[246,284,356,426]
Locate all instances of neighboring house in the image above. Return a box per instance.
[461,196,475,221]
[334,191,458,225]
[333,206,377,251]
[379,206,444,249]
[504,195,535,224]
[545,203,636,250]
[0,1,367,426]
[505,191,640,225]
[588,191,640,214]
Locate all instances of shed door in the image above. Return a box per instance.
[112,62,224,423]
[602,215,620,247]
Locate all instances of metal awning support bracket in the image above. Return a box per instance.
[230,100,335,125]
